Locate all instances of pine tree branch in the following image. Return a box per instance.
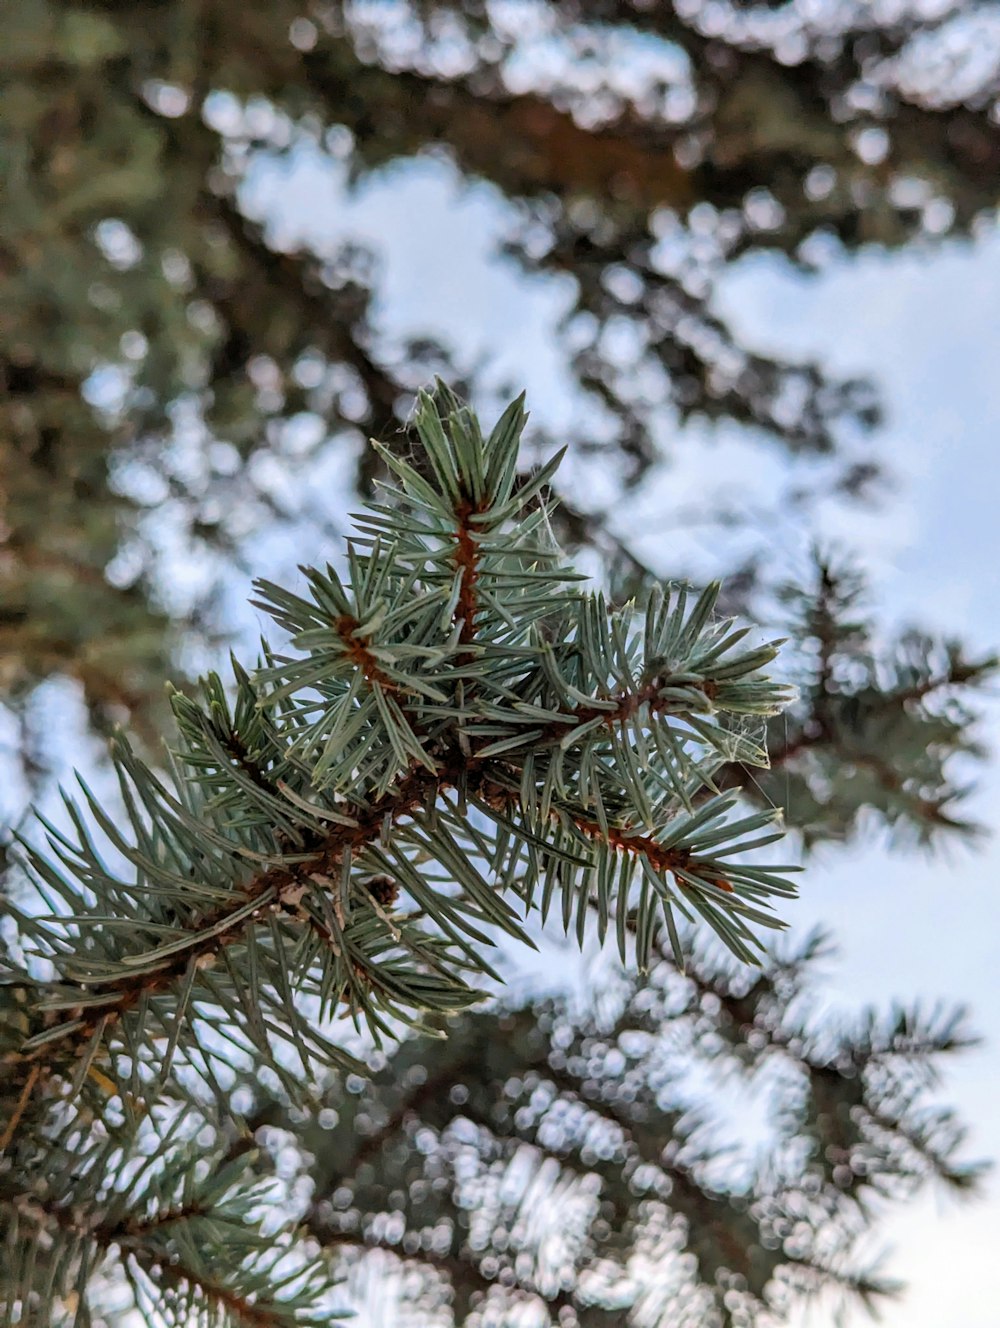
[3,726,780,1104]
[13,764,774,1107]
[533,675,719,744]
[1,1149,317,1328]
[0,1066,38,1154]
[219,729,286,801]
[107,1200,208,1240]
[576,816,733,890]
[145,1258,283,1328]
[314,1229,588,1322]
[2,387,797,1140]
[3,758,438,1087]
[453,498,483,649]
[721,651,995,794]
[477,773,712,878]
[830,744,966,831]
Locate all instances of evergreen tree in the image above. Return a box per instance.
[2,5,995,1321]
[293,934,981,1326]
[3,0,1000,733]
[0,390,986,1326]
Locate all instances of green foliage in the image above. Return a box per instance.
[0,385,988,1328]
[287,932,982,1326]
[2,5,998,1318]
[0,1101,330,1327]
[2,931,979,1327]
[1,389,795,1115]
[4,0,1000,741]
[726,554,997,847]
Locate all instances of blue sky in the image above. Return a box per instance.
[237,146,1000,1325]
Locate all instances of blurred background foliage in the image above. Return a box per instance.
[2,2,999,1323]
[249,933,984,1326]
[4,0,999,744]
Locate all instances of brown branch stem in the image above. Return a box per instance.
[335,614,402,693]
[145,1255,282,1328]
[453,497,485,651]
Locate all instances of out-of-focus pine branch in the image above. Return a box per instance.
[724,554,996,847]
[4,0,1000,741]
[270,932,985,1326]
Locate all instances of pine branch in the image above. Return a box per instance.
[718,556,996,845]
[0,1113,332,1327]
[2,385,796,1145]
[314,1229,593,1323]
